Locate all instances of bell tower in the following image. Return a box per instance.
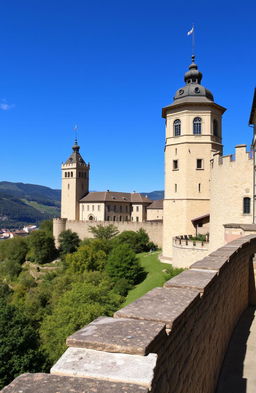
[161,56,226,261]
[61,139,90,220]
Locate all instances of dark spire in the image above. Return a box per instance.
[184,55,202,85]
[72,138,80,152]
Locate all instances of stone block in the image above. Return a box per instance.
[114,287,200,329]
[51,347,157,388]
[66,316,166,355]
[164,269,217,292]
[1,373,149,393]
[190,255,229,271]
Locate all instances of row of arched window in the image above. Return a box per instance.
[64,171,87,178]
[173,118,219,137]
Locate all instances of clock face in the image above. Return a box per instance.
[179,89,184,95]
[194,87,200,94]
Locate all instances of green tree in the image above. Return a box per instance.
[58,230,80,256]
[26,230,57,264]
[0,237,28,280]
[89,224,119,240]
[113,229,154,253]
[39,278,122,363]
[106,244,146,285]
[39,220,53,236]
[0,298,45,389]
[65,244,107,273]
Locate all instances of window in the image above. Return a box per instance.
[107,216,110,221]
[126,216,128,221]
[173,119,181,136]
[126,206,128,213]
[243,197,251,214]
[193,117,202,135]
[198,183,201,193]
[71,172,73,177]
[120,216,122,221]
[68,172,70,177]
[114,205,116,212]
[67,184,70,190]
[107,205,110,212]
[113,216,116,221]
[120,205,122,212]
[175,184,177,192]
[98,205,100,211]
[92,205,94,211]
[173,160,179,170]
[136,217,139,222]
[87,205,89,211]
[175,148,177,155]
[196,159,203,169]
[65,172,67,177]
[213,119,218,137]
[136,206,139,212]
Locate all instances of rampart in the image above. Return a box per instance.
[172,236,209,268]
[53,218,163,248]
[3,235,256,393]
[209,144,253,252]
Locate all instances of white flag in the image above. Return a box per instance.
[187,26,194,36]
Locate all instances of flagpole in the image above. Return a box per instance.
[192,24,195,57]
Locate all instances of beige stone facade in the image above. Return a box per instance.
[209,145,253,252]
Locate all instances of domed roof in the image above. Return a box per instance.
[173,55,214,102]
[64,139,87,165]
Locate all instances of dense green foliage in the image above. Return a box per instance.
[26,230,57,264]
[106,244,146,285]
[0,225,180,389]
[113,228,157,253]
[58,230,80,256]
[0,298,45,388]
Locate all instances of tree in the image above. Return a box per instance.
[39,220,53,236]
[58,230,80,256]
[39,279,122,363]
[65,244,107,273]
[89,224,119,240]
[0,237,28,265]
[106,244,146,285]
[113,228,154,253]
[26,230,57,264]
[0,298,45,389]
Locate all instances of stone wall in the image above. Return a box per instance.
[172,237,209,268]
[53,218,163,248]
[3,235,256,393]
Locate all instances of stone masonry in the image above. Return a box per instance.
[2,235,256,393]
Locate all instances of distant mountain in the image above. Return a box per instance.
[0,182,164,228]
[0,182,61,229]
[141,190,164,200]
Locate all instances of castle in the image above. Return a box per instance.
[53,57,256,268]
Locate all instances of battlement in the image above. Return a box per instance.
[211,144,253,168]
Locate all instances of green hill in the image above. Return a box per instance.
[0,182,61,229]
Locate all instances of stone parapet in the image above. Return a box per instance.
[3,235,256,393]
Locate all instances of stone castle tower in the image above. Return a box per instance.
[61,139,90,220]
[161,56,226,261]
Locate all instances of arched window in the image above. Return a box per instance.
[193,117,202,135]
[173,119,181,136]
[213,119,218,137]
[71,172,73,177]
[243,197,251,214]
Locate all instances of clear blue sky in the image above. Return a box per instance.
[1,0,256,192]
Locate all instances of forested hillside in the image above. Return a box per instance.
[0,182,61,228]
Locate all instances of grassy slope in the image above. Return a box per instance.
[123,251,183,306]
[23,200,60,216]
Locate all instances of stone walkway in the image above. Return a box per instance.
[216,306,256,393]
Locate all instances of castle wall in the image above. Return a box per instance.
[172,237,209,268]
[53,219,163,248]
[146,209,163,221]
[209,145,253,252]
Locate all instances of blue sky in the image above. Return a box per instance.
[1,0,256,192]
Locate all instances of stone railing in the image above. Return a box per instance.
[173,235,209,249]
[2,235,256,393]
